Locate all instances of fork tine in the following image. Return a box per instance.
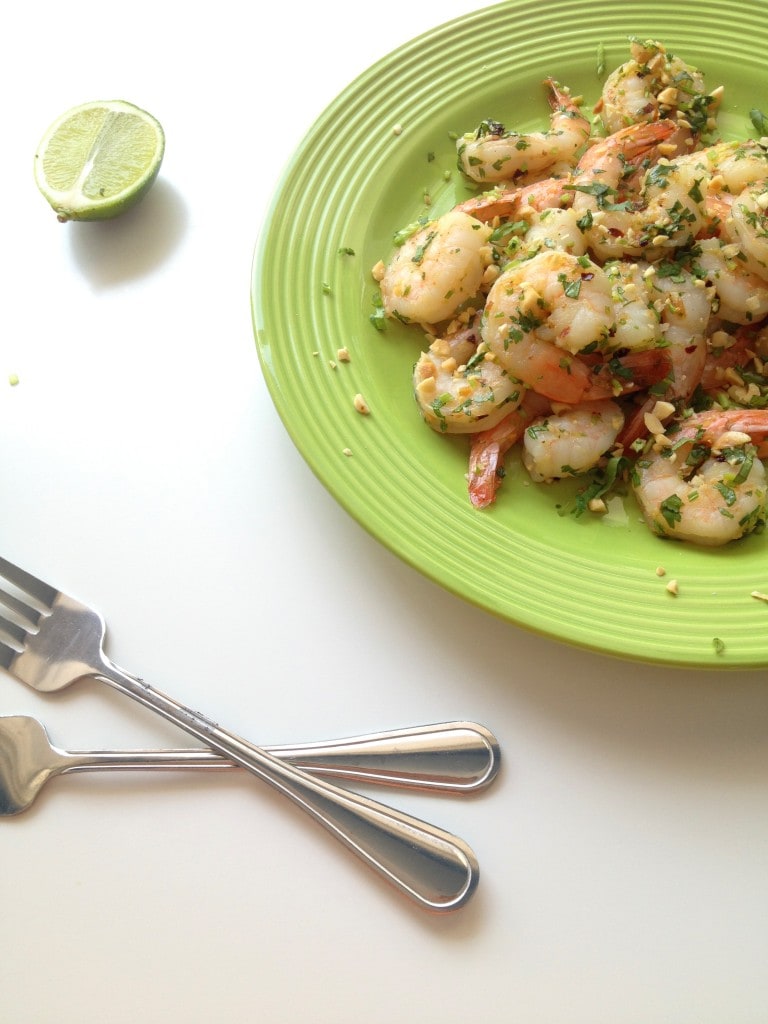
[0,586,44,628]
[0,637,16,669]
[0,606,28,647]
[0,556,57,608]
[0,612,28,650]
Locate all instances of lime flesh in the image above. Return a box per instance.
[34,100,165,222]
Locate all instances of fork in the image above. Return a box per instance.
[0,716,500,816]
[0,556,480,911]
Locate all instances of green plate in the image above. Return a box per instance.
[252,0,768,669]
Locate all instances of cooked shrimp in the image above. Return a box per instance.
[573,118,678,187]
[652,266,711,392]
[623,121,698,173]
[521,207,588,257]
[480,250,613,402]
[614,265,711,450]
[522,400,625,482]
[379,210,492,325]
[451,179,582,264]
[572,132,707,261]
[722,181,768,279]
[457,78,590,185]
[605,260,660,352]
[608,257,709,373]
[599,37,719,137]
[695,236,768,324]
[455,180,584,262]
[480,249,668,404]
[467,392,551,508]
[634,444,767,545]
[676,139,768,198]
[633,409,768,545]
[413,323,524,434]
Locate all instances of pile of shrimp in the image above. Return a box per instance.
[371,38,768,547]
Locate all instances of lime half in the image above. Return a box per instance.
[33,99,165,222]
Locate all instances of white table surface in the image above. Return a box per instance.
[2,2,767,1022]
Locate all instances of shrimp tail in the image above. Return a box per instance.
[700,325,755,392]
[468,394,550,508]
[615,396,656,450]
[577,118,678,174]
[455,177,569,223]
[544,77,579,117]
[655,407,768,458]
[468,437,506,509]
[585,348,673,401]
[700,408,768,448]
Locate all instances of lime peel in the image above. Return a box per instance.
[33,99,165,222]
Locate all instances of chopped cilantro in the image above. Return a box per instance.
[369,293,386,332]
[567,456,629,518]
[411,231,437,266]
[660,493,683,528]
[475,119,505,139]
[596,42,606,77]
[750,109,768,136]
[393,217,429,246]
[715,480,737,507]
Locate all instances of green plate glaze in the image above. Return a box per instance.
[252,0,768,668]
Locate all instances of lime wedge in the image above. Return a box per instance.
[33,100,165,222]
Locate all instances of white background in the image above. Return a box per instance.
[1,2,767,1022]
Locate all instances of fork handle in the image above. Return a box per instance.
[64,720,500,793]
[267,721,498,792]
[97,665,479,911]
